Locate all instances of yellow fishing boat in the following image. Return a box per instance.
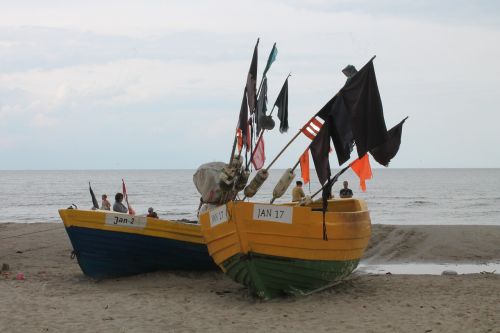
[199,198,371,299]
[59,208,217,278]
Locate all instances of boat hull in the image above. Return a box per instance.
[223,253,359,299]
[199,199,371,299]
[59,209,217,278]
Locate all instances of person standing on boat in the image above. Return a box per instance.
[113,193,128,213]
[292,181,306,202]
[101,194,111,210]
[339,181,353,198]
[147,207,159,219]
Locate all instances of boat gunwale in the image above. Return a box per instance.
[59,208,205,244]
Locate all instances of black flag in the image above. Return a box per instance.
[370,117,407,166]
[238,87,249,150]
[274,78,289,133]
[329,95,354,165]
[306,57,396,189]
[246,39,258,114]
[310,119,332,185]
[317,94,354,165]
[89,182,99,209]
[256,77,268,133]
[342,60,388,158]
[314,58,398,167]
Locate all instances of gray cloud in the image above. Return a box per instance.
[0,1,499,169]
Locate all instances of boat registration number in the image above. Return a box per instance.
[105,214,147,228]
[209,205,228,227]
[253,204,292,224]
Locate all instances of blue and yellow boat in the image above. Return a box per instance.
[59,209,217,278]
[199,199,371,299]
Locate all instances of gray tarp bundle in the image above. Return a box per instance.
[193,162,227,204]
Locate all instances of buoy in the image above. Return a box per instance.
[231,155,243,169]
[219,169,235,191]
[244,169,269,198]
[272,169,296,200]
[219,155,244,191]
[234,170,250,191]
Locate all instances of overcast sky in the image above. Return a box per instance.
[1,0,499,169]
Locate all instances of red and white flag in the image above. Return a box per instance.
[301,116,323,140]
[251,134,265,170]
[122,179,136,215]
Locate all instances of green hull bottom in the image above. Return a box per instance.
[222,253,360,299]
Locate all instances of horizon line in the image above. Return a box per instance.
[1,167,500,172]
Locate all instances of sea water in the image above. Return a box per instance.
[0,168,499,224]
[357,262,500,275]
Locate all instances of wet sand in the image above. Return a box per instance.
[1,223,499,333]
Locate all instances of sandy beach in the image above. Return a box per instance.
[0,223,499,333]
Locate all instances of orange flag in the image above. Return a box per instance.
[236,128,243,153]
[236,123,251,153]
[300,148,310,184]
[350,154,372,191]
[246,123,251,152]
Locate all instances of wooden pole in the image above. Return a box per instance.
[310,165,351,200]
[228,134,238,165]
[269,56,377,190]
[228,40,264,165]
[228,85,247,164]
[264,56,378,200]
[264,129,302,171]
[246,73,290,170]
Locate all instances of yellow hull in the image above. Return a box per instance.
[59,209,205,244]
[59,209,216,277]
[199,199,372,269]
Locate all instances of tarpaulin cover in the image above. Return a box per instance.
[193,162,227,204]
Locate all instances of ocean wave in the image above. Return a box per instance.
[463,202,494,208]
[369,196,428,200]
[158,211,192,216]
[406,200,436,207]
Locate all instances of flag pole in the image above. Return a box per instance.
[261,106,319,172]
[246,72,289,170]
[309,165,351,200]
[228,132,239,165]
[247,56,377,171]
[277,56,378,191]
[228,40,262,165]
[261,56,380,201]
[228,85,248,164]
[255,42,277,101]
[247,73,292,169]
[264,129,302,171]
[258,121,301,172]
[268,73,291,117]
[242,125,303,201]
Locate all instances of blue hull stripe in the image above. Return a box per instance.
[65,226,217,278]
